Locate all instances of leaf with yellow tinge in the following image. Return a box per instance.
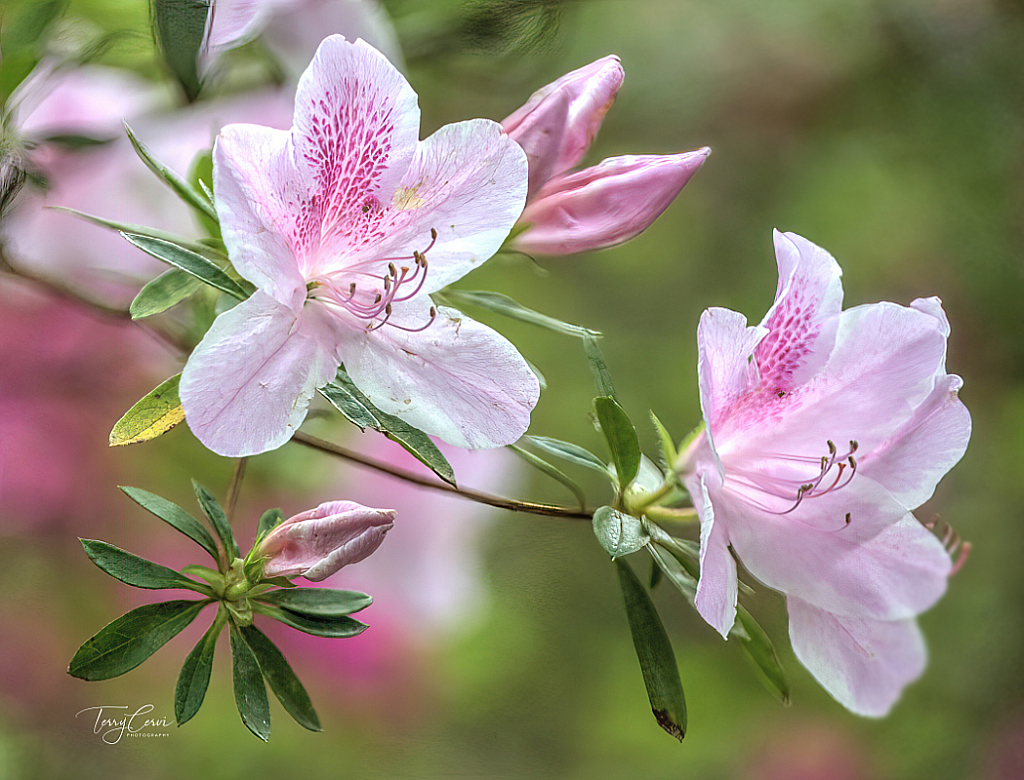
[110,374,185,446]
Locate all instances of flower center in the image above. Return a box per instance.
[307,228,438,333]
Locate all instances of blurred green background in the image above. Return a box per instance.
[2,0,1022,778]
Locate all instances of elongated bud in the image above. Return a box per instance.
[257,500,395,581]
[502,55,624,200]
[512,148,711,256]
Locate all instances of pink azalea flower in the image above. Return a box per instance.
[674,230,971,716]
[501,55,708,255]
[257,500,395,581]
[180,36,537,457]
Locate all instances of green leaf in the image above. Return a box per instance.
[68,600,208,681]
[80,539,210,593]
[320,368,456,486]
[119,486,220,563]
[255,508,284,543]
[239,625,321,732]
[175,614,222,725]
[734,606,791,705]
[187,148,221,239]
[592,506,649,559]
[647,542,697,602]
[229,624,271,741]
[442,289,600,338]
[130,267,204,319]
[51,207,227,260]
[109,374,185,446]
[523,435,609,474]
[583,334,616,398]
[252,603,368,638]
[0,0,63,104]
[192,480,239,561]
[151,0,210,102]
[650,412,679,470]
[508,444,587,511]
[122,233,247,300]
[594,396,641,487]
[256,588,372,617]
[124,123,216,221]
[615,559,687,741]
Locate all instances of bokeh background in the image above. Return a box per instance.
[1,0,1022,778]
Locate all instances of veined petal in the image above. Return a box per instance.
[213,123,308,310]
[340,304,539,449]
[787,598,928,717]
[361,118,529,292]
[692,475,738,638]
[180,292,340,457]
[696,306,767,438]
[729,512,952,621]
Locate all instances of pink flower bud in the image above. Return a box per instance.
[512,148,710,256]
[502,55,624,200]
[258,500,395,581]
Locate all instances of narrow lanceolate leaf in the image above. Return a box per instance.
[188,148,221,239]
[594,396,641,487]
[583,334,616,399]
[523,435,609,475]
[257,588,372,617]
[125,123,216,221]
[252,603,368,638]
[131,267,204,319]
[229,624,271,741]
[109,374,185,446]
[239,625,321,732]
[320,368,456,486]
[192,480,239,561]
[122,233,247,300]
[592,506,649,559]
[119,486,220,563]
[150,0,209,102]
[443,290,600,339]
[508,444,587,511]
[647,542,697,602]
[80,539,211,594]
[255,508,284,544]
[615,559,687,741]
[51,208,226,260]
[68,600,208,681]
[734,606,791,705]
[175,615,222,725]
[650,412,679,471]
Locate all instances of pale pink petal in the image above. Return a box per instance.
[728,512,951,621]
[692,475,738,638]
[340,304,539,449]
[180,292,340,457]
[213,123,308,309]
[787,597,928,717]
[205,0,268,51]
[696,306,767,438]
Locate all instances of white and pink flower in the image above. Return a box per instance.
[180,36,537,457]
[675,230,971,716]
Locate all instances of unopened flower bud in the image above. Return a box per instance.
[258,500,395,582]
[502,55,624,200]
[512,148,711,256]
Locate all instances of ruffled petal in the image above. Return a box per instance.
[180,292,340,457]
[340,304,539,449]
[696,306,767,438]
[787,597,928,717]
[729,511,951,621]
[692,475,738,637]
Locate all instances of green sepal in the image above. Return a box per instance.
[594,396,641,488]
[441,289,600,339]
[255,508,284,545]
[734,606,791,705]
[252,603,368,638]
[256,588,372,617]
[592,506,649,559]
[175,608,225,725]
[79,539,212,595]
[68,599,209,681]
[131,267,204,319]
[109,374,184,446]
[192,480,239,562]
[320,367,456,485]
[122,232,247,300]
[508,444,587,510]
[583,334,616,399]
[615,559,687,741]
[229,623,271,741]
[239,625,321,732]
[522,435,609,475]
[119,485,220,563]
[150,0,208,102]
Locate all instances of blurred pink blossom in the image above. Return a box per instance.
[675,230,971,716]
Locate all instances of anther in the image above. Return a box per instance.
[388,262,397,277]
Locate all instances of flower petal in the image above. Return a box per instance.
[696,306,767,439]
[692,475,738,638]
[180,292,340,457]
[340,304,539,449]
[787,597,928,717]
